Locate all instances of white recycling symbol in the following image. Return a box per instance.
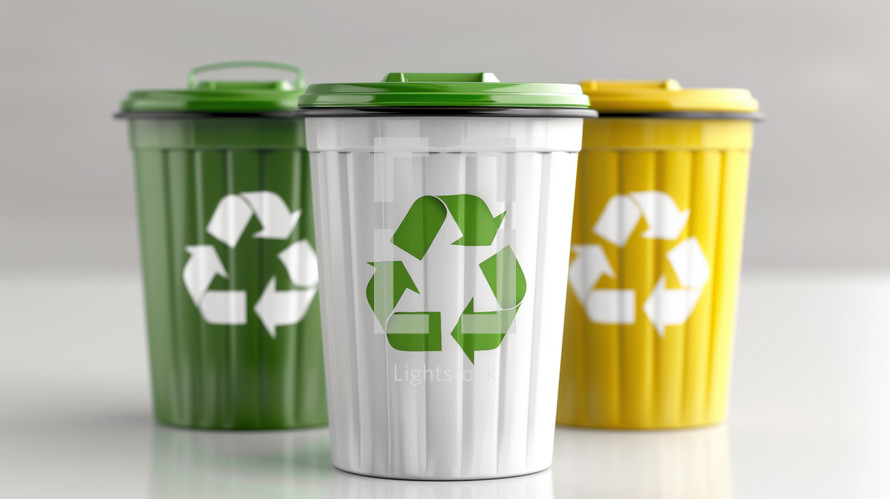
[181,191,319,338]
[568,191,710,337]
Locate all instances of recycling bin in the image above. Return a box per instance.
[117,62,326,429]
[300,73,595,479]
[557,80,760,429]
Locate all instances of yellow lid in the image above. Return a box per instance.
[580,79,759,115]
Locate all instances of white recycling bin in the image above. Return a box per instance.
[298,73,594,480]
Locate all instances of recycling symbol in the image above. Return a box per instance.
[365,194,526,363]
[568,191,710,337]
[181,191,318,338]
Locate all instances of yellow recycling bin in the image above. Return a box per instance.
[558,80,760,429]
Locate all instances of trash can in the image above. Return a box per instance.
[558,79,760,429]
[300,72,595,479]
[118,61,326,429]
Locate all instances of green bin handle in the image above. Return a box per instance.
[187,61,305,90]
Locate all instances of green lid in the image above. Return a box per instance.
[120,61,306,114]
[298,73,590,108]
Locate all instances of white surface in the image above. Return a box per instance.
[306,116,580,479]
[1,271,889,497]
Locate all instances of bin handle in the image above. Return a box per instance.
[187,61,305,90]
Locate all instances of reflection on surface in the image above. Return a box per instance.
[553,425,731,498]
[332,468,553,498]
[152,423,727,498]
[151,425,333,498]
[150,425,553,498]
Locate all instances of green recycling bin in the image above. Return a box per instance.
[117,62,326,429]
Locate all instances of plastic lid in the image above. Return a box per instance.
[580,80,759,114]
[120,61,306,113]
[298,73,591,108]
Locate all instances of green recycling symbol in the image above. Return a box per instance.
[365,195,527,363]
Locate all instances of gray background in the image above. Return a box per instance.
[2,0,888,271]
